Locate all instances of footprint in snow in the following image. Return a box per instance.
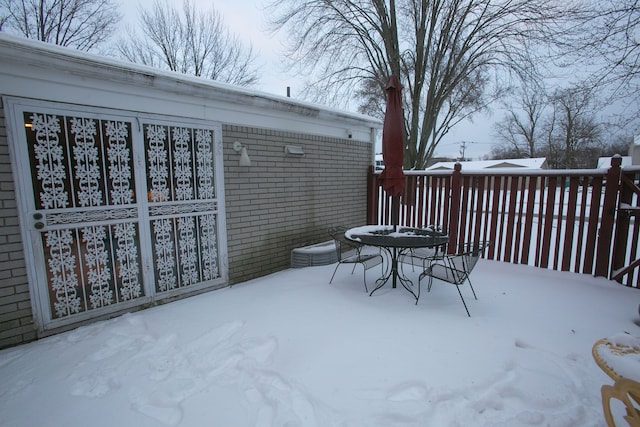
[129,388,183,427]
[386,383,428,402]
[69,371,119,398]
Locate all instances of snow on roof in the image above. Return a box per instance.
[425,158,548,171]
[597,156,632,168]
[0,33,381,128]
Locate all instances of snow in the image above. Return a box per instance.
[594,333,640,383]
[425,158,548,171]
[608,332,640,351]
[291,241,336,254]
[1,260,639,426]
[345,225,438,241]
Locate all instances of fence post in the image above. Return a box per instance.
[611,167,634,283]
[447,163,462,254]
[595,156,622,278]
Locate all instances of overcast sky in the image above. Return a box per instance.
[116,0,495,160]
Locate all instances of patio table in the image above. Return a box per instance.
[345,225,448,301]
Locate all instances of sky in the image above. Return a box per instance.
[1,257,639,426]
[117,0,296,98]
[116,0,496,160]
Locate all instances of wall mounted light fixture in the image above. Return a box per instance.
[232,141,252,167]
[284,145,305,156]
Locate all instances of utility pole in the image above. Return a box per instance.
[458,140,476,161]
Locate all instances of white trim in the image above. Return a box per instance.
[4,97,228,331]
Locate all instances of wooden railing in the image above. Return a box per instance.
[367,157,640,287]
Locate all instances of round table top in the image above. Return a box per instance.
[345,225,448,249]
[592,333,640,382]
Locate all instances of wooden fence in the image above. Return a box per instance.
[367,157,640,287]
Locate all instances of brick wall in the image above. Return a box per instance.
[223,125,372,283]
[0,100,35,348]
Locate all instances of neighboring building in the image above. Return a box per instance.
[630,135,640,165]
[425,158,548,171]
[597,156,633,169]
[0,34,380,347]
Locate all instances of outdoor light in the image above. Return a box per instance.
[284,145,305,156]
[232,141,251,167]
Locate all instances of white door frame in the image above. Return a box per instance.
[4,97,228,332]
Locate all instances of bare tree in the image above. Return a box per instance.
[0,0,121,51]
[573,1,639,93]
[269,0,577,169]
[558,1,640,132]
[0,7,8,29]
[116,0,258,87]
[542,85,602,169]
[493,81,547,158]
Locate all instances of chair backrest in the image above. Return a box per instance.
[462,241,490,272]
[328,226,362,258]
[464,249,480,273]
[429,253,469,285]
[439,241,490,281]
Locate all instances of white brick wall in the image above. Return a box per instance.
[223,125,371,283]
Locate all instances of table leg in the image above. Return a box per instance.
[369,247,418,302]
[392,247,397,288]
[396,248,418,301]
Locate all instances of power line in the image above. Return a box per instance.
[458,140,476,160]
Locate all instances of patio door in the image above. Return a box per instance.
[5,98,227,331]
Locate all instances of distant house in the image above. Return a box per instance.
[597,156,633,169]
[425,158,548,171]
[629,135,640,165]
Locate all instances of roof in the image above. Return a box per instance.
[0,33,381,141]
[425,158,548,171]
[597,156,632,168]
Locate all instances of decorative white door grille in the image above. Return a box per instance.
[143,123,221,292]
[25,111,143,320]
[6,99,227,330]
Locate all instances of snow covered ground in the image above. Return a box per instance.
[1,259,638,427]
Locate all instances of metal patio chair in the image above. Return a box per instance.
[328,226,384,293]
[417,241,489,316]
[399,228,448,273]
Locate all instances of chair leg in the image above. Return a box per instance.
[467,277,478,300]
[329,264,341,284]
[456,284,471,317]
[601,377,640,427]
[416,272,434,305]
[330,263,368,292]
[410,249,416,272]
[362,264,369,293]
[601,384,620,427]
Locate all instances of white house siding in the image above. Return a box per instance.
[0,34,380,348]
